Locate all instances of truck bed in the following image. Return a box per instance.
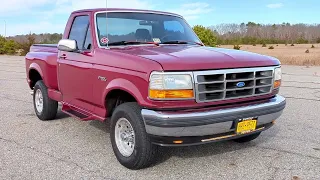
[26,44,59,90]
[30,44,58,53]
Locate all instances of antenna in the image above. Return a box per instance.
[105,0,109,48]
[3,20,6,39]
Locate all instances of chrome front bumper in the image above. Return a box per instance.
[141,95,286,137]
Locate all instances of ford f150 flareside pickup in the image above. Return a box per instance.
[25,8,286,169]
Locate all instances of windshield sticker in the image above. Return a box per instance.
[153,38,161,43]
[100,37,109,44]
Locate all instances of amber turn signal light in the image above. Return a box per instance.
[173,140,183,144]
[274,80,281,89]
[149,89,194,99]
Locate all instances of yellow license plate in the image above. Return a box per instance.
[236,120,257,134]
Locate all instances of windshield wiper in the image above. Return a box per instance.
[107,41,159,46]
[161,41,204,46]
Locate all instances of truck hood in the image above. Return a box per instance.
[114,45,280,71]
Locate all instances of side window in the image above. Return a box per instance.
[69,15,90,50]
[83,27,92,50]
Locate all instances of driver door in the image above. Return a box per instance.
[58,14,95,112]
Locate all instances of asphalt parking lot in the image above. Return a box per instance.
[0,55,319,180]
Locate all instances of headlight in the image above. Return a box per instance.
[274,67,281,89]
[149,72,194,100]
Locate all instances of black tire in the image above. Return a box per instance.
[33,80,58,120]
[233,132,261,143]
[110,102,158,170]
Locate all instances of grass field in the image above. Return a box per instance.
[220,44,320,66]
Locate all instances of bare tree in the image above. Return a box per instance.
[210,22,320,44]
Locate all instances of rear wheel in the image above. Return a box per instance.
[233,132,261,143]
[110,102,158,170]
[33,80,58,120]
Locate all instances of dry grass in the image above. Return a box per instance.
[220,44,320,66]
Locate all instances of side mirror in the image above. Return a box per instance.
[58,39,77,52]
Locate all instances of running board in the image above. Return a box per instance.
[61,103,101,121]
[63,109,89,119]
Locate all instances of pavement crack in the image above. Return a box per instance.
[284,96,320,102]
[258,146,320,160]
[0,78,25,81]
[283,73,320,78]
[0,65,20,67]
[0,137,103,176]
[281,85,320,90]
[284,80,320,85]
[0,70,25,73]
[0,95,32,104]
[266,152,281,180]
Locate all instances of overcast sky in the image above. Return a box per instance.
[1,0,319,36]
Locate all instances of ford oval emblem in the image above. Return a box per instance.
[236,82,245,88]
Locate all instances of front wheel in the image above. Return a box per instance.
[33,80,58,120]
[110,102,158,170]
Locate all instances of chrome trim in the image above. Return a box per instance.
[193,66,279,103]
[145,121,233,137]
[148,71,195,100]
[141,95,285,136]
[58,39,77,52]
[144,111,282,137]
[194,66,277,75]
[201,126,266,142]
[95,10,183,18]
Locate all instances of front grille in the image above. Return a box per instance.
[194,67,275,102]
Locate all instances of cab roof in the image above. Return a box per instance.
[71,8,182,17]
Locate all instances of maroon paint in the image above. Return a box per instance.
[25,8,280,121]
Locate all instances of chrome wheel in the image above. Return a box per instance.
[115,118,135,157]
[35,89,43,113]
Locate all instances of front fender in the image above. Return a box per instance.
[103,78,146,106]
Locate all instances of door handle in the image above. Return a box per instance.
[59,54,67,59]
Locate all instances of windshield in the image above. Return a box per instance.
[95,12,201,46]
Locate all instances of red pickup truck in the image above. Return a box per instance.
[25,8,286,169]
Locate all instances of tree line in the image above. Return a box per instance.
[210,22,320,45]
[0,33,62,55]
[1,22,320,55]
